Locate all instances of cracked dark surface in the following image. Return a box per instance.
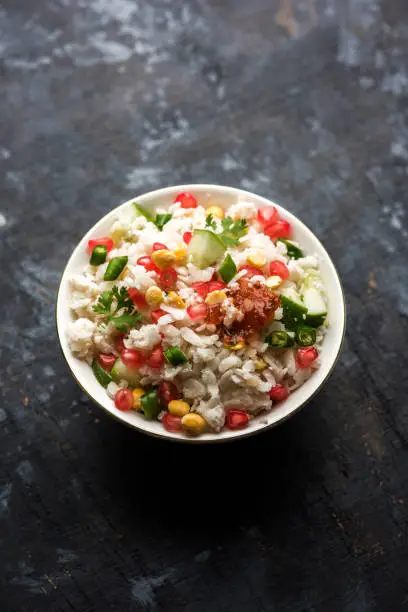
[1,0,408,610]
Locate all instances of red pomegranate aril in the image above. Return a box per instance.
[175,192,198,209]
[225,409,249,430]
[159,267,177,291]
[151,309,166,323]
[269,260,289,281]
[146,346,165,369]
[187,303,207,321]
[114,388,133,411]
[257,206,278,227]
[120,349,145,370]
[153,242,168,251]
[158,381,179,405]
[207,280,226,292]
[114,337,126,354]
[137,256,160,273]
[127,287,147,309]
[296,347,319,369]
[238,265,265,279]
[87,237,114,254]
[264,219,291,240]
[97,353,116,372]
[162,412,182,432]
[183,231,193,245]
[192,280,226,296]
[269,384,289,402]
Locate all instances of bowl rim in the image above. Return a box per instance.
[56,183,346,444]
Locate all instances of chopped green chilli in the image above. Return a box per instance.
[295,326,316,347]
[133,202,154,222]
[141,389,160,419]
[104,256,128,281]
[90,245,108,265]
[219,254,237,283]
[155,213,172,231]
[92,359,112,388]
[266,331,294,349]
[278,238,303,259]
[164,347,188,366]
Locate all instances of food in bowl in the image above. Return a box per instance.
[67,192,328,436]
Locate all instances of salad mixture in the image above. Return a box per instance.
[67,192,328,436]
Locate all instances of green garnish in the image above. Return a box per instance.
[93,286,142,331]
[133,202,154,222]
[140,389,160,419]
[155,213,172,231]
[219,254,237,283]
[295,326,316,347]
[205,214,217,230]
[92,359,112,388]
[133,202,172,231]
[104,256,128,281]
[90,245,107,266]
[266,331,294,349]
[278,238,303,260]
[164,347,188,366]
[219,216,248,247]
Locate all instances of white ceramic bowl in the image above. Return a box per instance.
[56,184,345,443]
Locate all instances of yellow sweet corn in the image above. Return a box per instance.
[247,251,266,268]
[181,413,207,435]
[206,205,224,220]
[168,400,190,417]
[151,249,176,269]
[145,286,163,308]
[205,290,227,305]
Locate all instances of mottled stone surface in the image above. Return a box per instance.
[1,0,408,610]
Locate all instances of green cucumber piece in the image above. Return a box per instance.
[219,254,237,283]
[278,238,303,259]
[133,202,154,222]
[303,287,327,327]
[188,229,226,268]
[92,359,113,388]
[280,288,308,330]
[141,389,160,419]
[104,256,128,281]
[111,358,141,387]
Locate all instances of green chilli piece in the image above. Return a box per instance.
[278,238,303,260]
[141,389,160,419]
[92,359,112,388]
[133,202,154,222]
[104,256,128,281]
[90,245,108,266]
[219,254,237,283]
[295,326,316,347]
[266,331,294,349]
[155,213,172,231]
[164,347,188,366]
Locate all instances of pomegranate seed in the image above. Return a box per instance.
[175,192,198,209]
[151,309,167,323]
[127,287,147,309]
[97,353,116,372]
[153,242,168,251]
[269,260,289,280]
[207,280,226,292]
[120,349,145,370]
[296,347,319,369]
[257,206,278,226]
[114,388,133,411]
[269,384,289,402]
[162,412,182,432]
[159,267,177,290]
[225,409,249,430]
[238,265,265,279]
[137,256,160,273]
[192,280,226,297]
[183,231,193,245]
[87,237,114,254]
[114,337,126,353]
[146,346,165,369]
[187,303,207,321]
[264,219,291,240]
[158,381,179,406]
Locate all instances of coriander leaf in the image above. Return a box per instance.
[93,286,142,331]
[155,213,172,231]
[112,286,133,313]
[205,214,217,230]
[219,216,248,247]
[112,312,142,331]
[93,290,114,315]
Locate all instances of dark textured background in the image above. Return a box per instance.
[1,0,408,610]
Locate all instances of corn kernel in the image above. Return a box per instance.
[173,244,188,265]
[110,228,125,246]
[247,251,266,268]
[166,291,185,309]
[151,249,176,269]
[181,413,207,435]
[254,359,267,371]
[168,399,190,417]
[145,286,163,307]
[224,340,245,351]
[132,388,145,410]
[206,205,224,220]
[266,275,282,289]
[205,290,227,305]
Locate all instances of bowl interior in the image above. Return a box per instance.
[56,184,345,442]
